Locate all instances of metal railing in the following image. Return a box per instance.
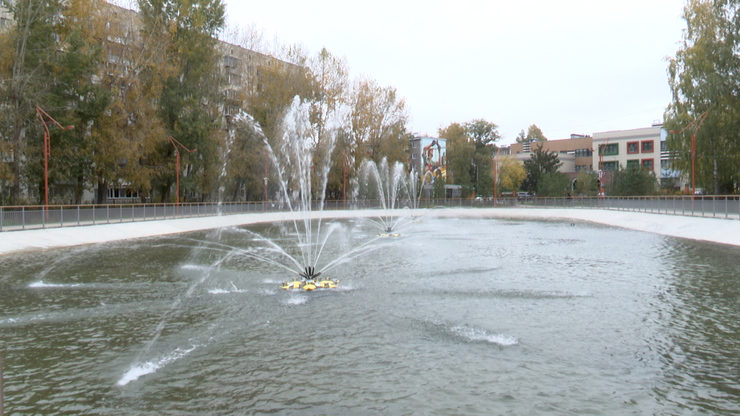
[1,195,737,232]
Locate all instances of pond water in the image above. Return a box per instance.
[0,217,737,415]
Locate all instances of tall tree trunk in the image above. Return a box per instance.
[96,178,107,204]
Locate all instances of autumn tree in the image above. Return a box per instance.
[665,0,739,194]
[349,78,408,164]
[91,1,171,202]
[496,156,526,193]
[244,47,312,201]
[526,124,547,142]
[515,124,547,144]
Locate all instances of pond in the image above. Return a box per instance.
[0,217,737,415]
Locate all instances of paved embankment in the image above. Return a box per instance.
[0,208,738,256]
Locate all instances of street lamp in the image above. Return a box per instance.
[167,136,196,209]
[35,106,74,211]
[669,111,708,198]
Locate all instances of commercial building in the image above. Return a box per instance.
[509,135,593,178]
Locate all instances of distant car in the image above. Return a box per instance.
[500,191,514,198]
[694,188,705,195]
[517,192,532,200]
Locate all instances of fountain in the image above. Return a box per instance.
[220,97,384,290]
[358,157,413,236]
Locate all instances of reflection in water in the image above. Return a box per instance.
[0,218,737,414]
[652,241,740,412]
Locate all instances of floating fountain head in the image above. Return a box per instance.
[299,266,321,280]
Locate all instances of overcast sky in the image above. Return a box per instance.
[223,0,687,144]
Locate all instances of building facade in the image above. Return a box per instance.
[592,125,664,176]
[509,135,593,178]
[409,136,447,179]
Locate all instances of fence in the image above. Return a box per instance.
[0,195,738,232]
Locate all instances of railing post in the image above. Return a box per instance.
[42,206,46,229]
[60,205,64,227]
[0,207,3,232]
[1,354,4,416]
[22,206,25,230]
[92,205,96,225]
[120,204,123,223]
[106,204,110,224]
[77,205,80,226]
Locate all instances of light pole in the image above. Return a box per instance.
[669,111,708,198]
[36,106,74,211]
[493,147,501,206]
[167,136,196,210]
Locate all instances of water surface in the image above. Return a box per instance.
[0,217,737,414]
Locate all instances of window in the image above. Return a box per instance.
[627,141,639,154]
[660,141,667,152]
[641,140,654,153]
[575,148,592,157]
[600,161,618,171]
[626,160,639,169]
[641,159,654,170]
[598,143,618,156]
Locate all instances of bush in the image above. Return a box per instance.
[607,165,657,196]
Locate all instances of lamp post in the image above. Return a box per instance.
[167,136,196,210]
[36,106,74,211]
[669,111,708,198]
[493,147,501,206]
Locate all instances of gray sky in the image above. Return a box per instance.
[224,0,687,144]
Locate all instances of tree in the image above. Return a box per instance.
[0,0,64,204]
[46,25,111,203]
[465,119,500,152]
[496,156,526,193]
[608,165,657,196]
[522,143,561,193]
[526,124,547,142]
[515,124,547,144]
[665,0,739,194]
[537,172,570,197]
[515,129,527,144]
[439,123,474,195]
[308,47,349,149]
[138,0,226,202]
[349,77,408,165]
[465,119,500,197]
[246,48,312,200]
[91,1,172,203]
[573,171,599,196]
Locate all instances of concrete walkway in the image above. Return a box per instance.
[1,208,738,256]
